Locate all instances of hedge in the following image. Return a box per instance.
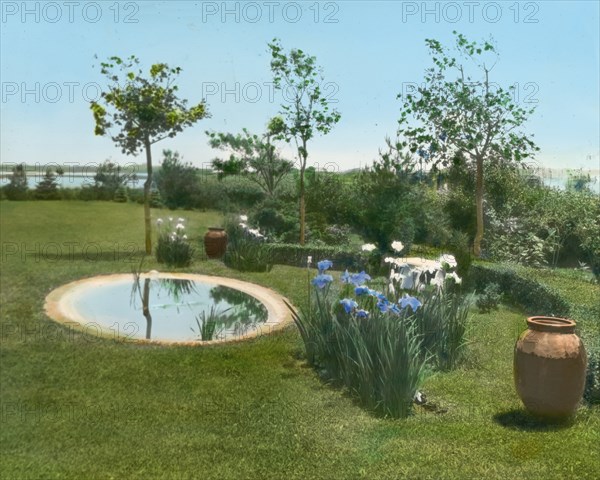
[265,243,362,270]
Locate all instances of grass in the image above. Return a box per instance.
[1,201,599,479]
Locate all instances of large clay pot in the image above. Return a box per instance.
[204,228,227,259]
[514,316,587,418]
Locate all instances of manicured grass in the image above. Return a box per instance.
[1,201,599,479]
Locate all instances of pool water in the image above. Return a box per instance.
[70,277,269,342]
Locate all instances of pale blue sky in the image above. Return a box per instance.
[1,1,599,172]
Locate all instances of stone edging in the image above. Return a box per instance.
[44,272,295,347]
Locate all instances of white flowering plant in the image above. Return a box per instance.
[223,214,273,272]
[155,217,194,267]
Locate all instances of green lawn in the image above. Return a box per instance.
[1,201,599,479]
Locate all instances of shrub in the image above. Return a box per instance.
[475,282,502,314]
[113,186,128,203]
[155,217,194,267]
[223,216,273,272]
[34,168,61,200]
[154,150,199,209]
[5,164,29,200]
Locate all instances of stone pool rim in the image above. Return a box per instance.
[44,272,294,346]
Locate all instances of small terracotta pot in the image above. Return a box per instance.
[514,316,587,418]
[204,228,227,259]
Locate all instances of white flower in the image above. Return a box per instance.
[448,272,462,284]
[240,215,248,222]
[177,217,185,223]
[417,284,426,292]
[391,273,404,283]
[156,218,163,226]
[183,234,188,240]
[438,253,457,268]
[307,256,313,266]
[175,223,185,231]
[169,217,173,222]
[361,243,377,252]
[391,241,404,253]
[389,282,396,296]
[430,277,444,288]
[239,222,247,229]
[384,257,396,264]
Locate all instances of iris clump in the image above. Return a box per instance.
[289,258,472,418]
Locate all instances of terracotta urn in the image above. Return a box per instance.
[204,227,227,259]
[514,316,587,418]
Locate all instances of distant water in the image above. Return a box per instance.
[0,173,147,189]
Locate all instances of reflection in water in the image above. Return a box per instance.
[119,275,268,341]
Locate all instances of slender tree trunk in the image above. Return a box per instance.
[299,164,306,245]
[473,155,484,258]
[144,138,153,255]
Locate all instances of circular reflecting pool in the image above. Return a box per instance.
[45,273,291,344]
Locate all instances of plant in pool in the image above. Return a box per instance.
[289,257,472,418]
[155,217,194,267]
[193,306,228,341]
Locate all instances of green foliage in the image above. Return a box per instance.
[154,218,194,267]
[93,160,135,199]
[268,38,341,244]
[350,155,420,252]
[154,150,199,209]
[193,306,225,341]
[394,32,538,256]
[34,168,60,200]
[91,56,208,155]
[414,289,473,371]
[207,125,293,197]
[289,290,429,418]
[223,217,273,273]
[91,54,209,253]
[113,186,128,203]
[468,263,570,317]
[475,282,502,314]
[5,164,29,200]
[584,348,600,405]
[267,243,361,270]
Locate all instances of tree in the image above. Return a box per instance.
[207,117,293,197]
[154,149,199,209]
[90,55,208,254]
[35,168,61,200]
[5,164,29,200]
[268,39,341,244]
[93,159,136,200]
[394,32,538,257]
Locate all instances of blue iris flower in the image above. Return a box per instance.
[354,286,371,296]
[317,260,333,273]
[340,298,358,314]
[399,295,422,312]
[355,309,369,319]
[390,304,402,315]
[377,299,390,313]
[312,274,333,289]
[342,270,371,286]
